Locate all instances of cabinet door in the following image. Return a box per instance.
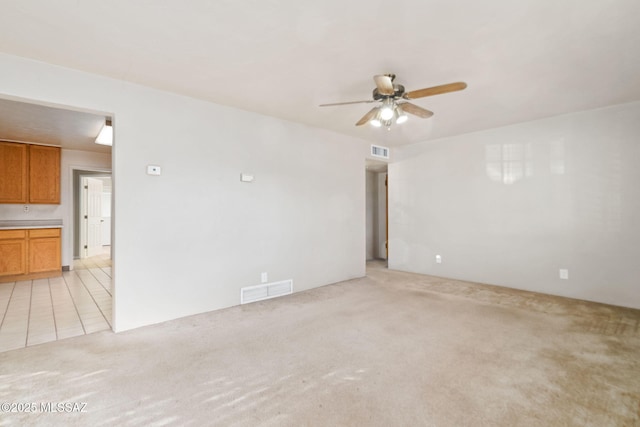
[0,141,28,203]
[0,237,27,276]
[28,237,61,273]
[29,145,60,204]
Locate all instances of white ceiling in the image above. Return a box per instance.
[0,0,639,147]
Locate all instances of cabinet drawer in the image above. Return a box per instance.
[0,229,27,240]
[29,228,61,238]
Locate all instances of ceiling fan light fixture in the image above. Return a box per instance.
[369,107,383,127]
[379,100,394,121]
[95,118,113,146]
[396,104,408,124]
[320,74,466,129]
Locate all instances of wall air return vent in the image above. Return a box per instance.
[241,279,293,304]
[371,144,390,159]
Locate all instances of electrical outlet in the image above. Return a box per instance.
[559,269,569,280]
[435,254,442,264]
[261,272,268,283]
[23,205,30,213]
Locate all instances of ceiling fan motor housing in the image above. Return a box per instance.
[372,84,405,100]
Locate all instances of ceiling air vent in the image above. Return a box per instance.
[371,144,390,159]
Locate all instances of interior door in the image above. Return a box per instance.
[84,177,104,257]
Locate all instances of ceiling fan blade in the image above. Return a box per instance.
[355,107,379,126]
[399,102,434,119]
[374,75,395,96]
[319,100,376,107]
[404,82,467,99]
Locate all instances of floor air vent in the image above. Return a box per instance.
[241,279,293,304]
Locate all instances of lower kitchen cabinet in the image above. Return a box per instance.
[28,229,62,274]
[0,228,61,282]
[0,230,27,276]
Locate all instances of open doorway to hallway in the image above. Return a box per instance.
[366,160,388,266]
[76,173,112,260]
[71,169,113,331]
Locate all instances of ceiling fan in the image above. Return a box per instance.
[319,74,467,129]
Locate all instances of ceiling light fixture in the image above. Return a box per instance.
[370,116,382,127]
[379,99,395,121]
[95,118,113,146]
[368,101,408,129]
[395,104,408,124]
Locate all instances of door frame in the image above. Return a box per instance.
[364,160,389,264]
[385,173,388,260]
[69,166,112,264]
[80,175,109,258]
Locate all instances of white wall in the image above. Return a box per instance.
[0,53,368,331]
[390,102,640,309]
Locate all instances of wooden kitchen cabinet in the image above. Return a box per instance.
[0,141,28,203]
[29,144,61,204]
[0,141,60,205]
[28,228,61,273]
[0,228,61,282]
[0,230,27,277]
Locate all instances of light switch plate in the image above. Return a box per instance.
[147,165,161,176]
[240,173,254,183]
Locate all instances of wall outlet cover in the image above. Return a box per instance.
[147,165,161,176]
[559,269,569,280]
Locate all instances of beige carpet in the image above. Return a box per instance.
[1,262,639,426]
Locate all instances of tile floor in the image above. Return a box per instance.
[0,247,112,353]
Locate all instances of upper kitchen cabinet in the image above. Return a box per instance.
[0,141,28,203]
[28,144,60,204]
[0,141,60,204]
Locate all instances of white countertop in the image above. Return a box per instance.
[0,219,63,229]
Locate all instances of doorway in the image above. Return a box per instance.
[74,170,112,260]
[0,95,115,339]
[365,160,388,266]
